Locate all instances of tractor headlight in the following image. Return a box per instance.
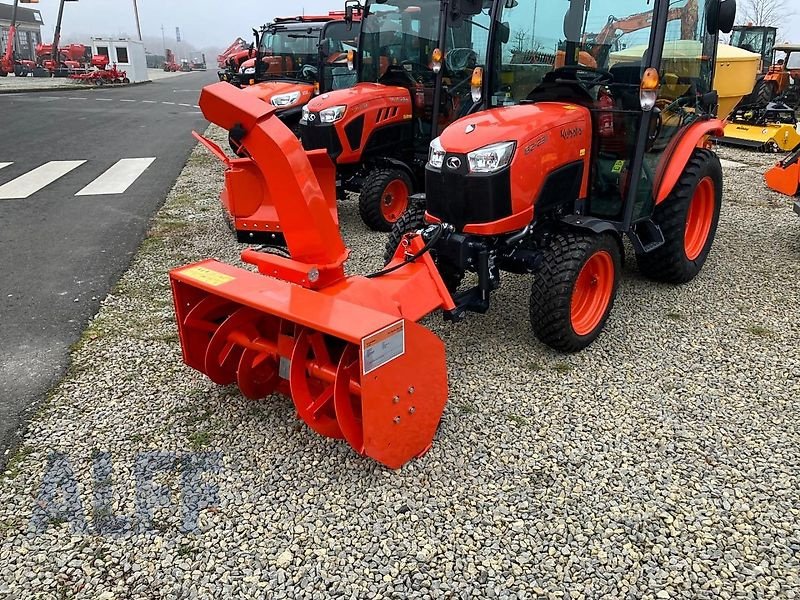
[467,141,516,173]
[428,137,446,169]
[271,92,301,107]
[241,66,255,75]
[319,105,346,123]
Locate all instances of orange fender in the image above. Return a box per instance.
[653,119,724,205]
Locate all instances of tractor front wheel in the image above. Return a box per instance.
[359,168,412,232]
[384,202,464,293]
[530,232,621,353]
[636,149,722,284]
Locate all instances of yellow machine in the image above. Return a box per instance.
[715,44,800,151]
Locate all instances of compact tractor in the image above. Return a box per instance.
[171,0,738,468]
[233,14,362,128]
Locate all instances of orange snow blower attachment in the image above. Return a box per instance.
[765,143,800,198]
[192,83,338,244]
[172,82,455,468]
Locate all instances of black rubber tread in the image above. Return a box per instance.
[383,203,464,292]
[358,168,413,232]
[530,232,621,353]
[636,149,722,284]
[755,79,774,107]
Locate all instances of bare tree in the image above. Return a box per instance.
[737,0,794,27]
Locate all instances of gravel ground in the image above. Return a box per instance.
[0,129,798,599]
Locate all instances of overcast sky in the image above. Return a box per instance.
[33,0,800,49]
[35,0,340,49]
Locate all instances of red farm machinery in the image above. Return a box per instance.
[69,54,129,85]
[172,0,738,468]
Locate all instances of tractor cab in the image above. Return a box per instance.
[730,25,776,72]
[300,0,502,230]
[425,0,729,232]
[235,15,362,127]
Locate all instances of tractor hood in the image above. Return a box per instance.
[242,80,315,110]
[439,103,592,154]
[305,83,411,114]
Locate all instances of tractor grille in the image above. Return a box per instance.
[300,122,343,160]
[425,160,512,231]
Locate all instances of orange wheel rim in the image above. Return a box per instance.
[570,250,614,337]
[684,177,715,261]
[381,179,409,223]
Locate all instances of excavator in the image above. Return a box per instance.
[168,0,742,468]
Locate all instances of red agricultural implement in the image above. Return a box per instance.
[765,143,800,218]
[69,55,129,85]
[172,0,737,468]
[164,49,181,72]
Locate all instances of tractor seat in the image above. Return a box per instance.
[524,76,596,109]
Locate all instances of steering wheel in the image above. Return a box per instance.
[551,65,614,87]
[445,48,477,72]
[300,64,318,79]
[400,60,431,72]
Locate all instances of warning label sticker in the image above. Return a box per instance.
[179,266,235,287]
[361,321,405,375]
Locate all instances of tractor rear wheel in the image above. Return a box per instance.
[530,232,621,352]
[755,79,774,106]
[384,202,463,293]
[359,168,412,232]
[636,149,722,284]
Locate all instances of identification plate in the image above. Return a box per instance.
[361,321,405,375]
[179,265,235,287]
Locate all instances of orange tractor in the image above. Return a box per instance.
[202,0,501,243]
[172,0,737,468]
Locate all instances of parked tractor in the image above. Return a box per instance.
[234,13,362,129]
[729,25,777,105]
[169,0,741,468]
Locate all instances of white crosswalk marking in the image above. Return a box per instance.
[0,161,86,200]
[75,158,156,196]
[0,162,11,171]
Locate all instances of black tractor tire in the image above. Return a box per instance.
[359,168,413,232]
[530,231,622,353]
[383,203,464,292]
[0,71,6,77]
[122,77,130,84]
[636,149,722,284]
[755,79,774,107]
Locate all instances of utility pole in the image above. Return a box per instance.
[132,0,142,41]
[161,24,166,56]
[52,0,67,71]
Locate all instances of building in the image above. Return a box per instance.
[0,1,44,62]
[90,38,148,83]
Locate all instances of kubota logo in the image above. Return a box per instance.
[446,157,462,170]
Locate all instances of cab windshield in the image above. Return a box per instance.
[359,0,444,83]
[258,25,323,81]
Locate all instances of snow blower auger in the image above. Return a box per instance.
[193,83,339,245]
[173,83,454,469]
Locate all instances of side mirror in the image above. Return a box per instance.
[499,22,511,45]
[718,0,737,33]
[563,0,586,41]
[707,0,737,34]
[345,0,361,27]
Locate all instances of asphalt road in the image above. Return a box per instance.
[0,71,216,459]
